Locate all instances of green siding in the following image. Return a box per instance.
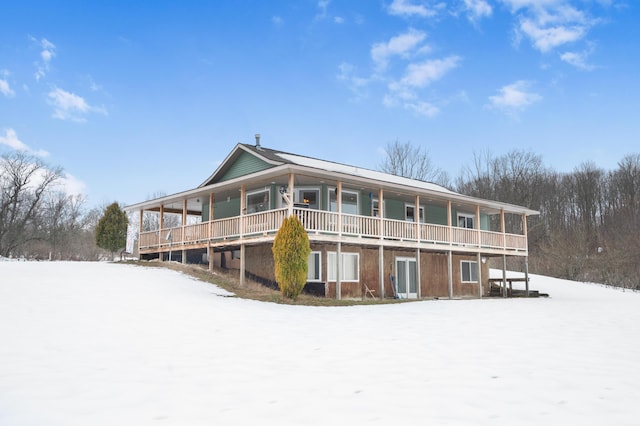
[202,202,210,222]
[213,196,240,219]
[425,204,447,225]
[385,199,405,221]
[218,151,273,182]
[480,214,489,231]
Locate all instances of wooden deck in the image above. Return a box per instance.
[139,207,528,256]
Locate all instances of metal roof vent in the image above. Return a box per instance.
[255,133,261,149]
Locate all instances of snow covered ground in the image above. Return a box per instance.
[1,262,639,425]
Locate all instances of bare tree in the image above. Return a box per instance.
[379,140,450,186]
[0,152,63,257]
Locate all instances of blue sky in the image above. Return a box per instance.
[1,0,637,207]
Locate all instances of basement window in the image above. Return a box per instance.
[461,260,479,283]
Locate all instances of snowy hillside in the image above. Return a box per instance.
[1,262,639,425]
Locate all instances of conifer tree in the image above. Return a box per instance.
[95,202,128,257]
[272,215,311,299]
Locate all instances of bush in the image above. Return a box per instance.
[272,215,311,299]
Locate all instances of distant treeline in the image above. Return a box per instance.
[456,150,640,289]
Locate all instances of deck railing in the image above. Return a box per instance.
[139,207,527,253]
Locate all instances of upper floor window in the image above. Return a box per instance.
[246,189,270,213]
[295,188,320,210]
[372,198,380,217]
[405,204,425,222]
[458,213,474,229]
[329,188,359,215]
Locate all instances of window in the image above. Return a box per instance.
[307,252,322,282]
[458,213,474,229]
[246,189,270,213]
[461,260,479,283]
[329,189,359,215]
[295,188,320,210]
[405,204,425,222]
[372,198,379,217]
[327,252,359,282]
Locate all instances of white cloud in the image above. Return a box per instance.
[0,78,15,98]
[519,18,586,52]
[388,0,444,18]
[371,29,427,71]
[487,80,542,115]
[463,0,492,22]
[502,1,597,53]
[337,62,371,100]
[58,172,87,196]
[48,87,107,122]
[396,55,461,88]
[31,37,56,81]
[272,16,284,26]
[560,47,595,70]
[0,128,49,157]
[334,16,345,24]
[405,100,440,117]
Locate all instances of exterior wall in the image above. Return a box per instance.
[213,196,240,219]
[208,242,489,299]
[218,151,273,182]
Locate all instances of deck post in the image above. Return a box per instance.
[447,250,453,300]
[287,173,294,216]
[138,209,143,258]
[181,199,187,264]
[415,195,421,299]
[416,247,421,299]
[378,188,385,298]
[525,257,530,297]
[208,242,213,272]
[208,193,214,239]
[501,209,506,249]
[159,204,164,261]
[477,252,483,299]
[336,181,342,300]
[447,201,453,299]
[240,185,246,286]
[476,205,481,248]
[502,254,507,298]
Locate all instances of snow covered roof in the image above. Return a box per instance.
[274,151,457,195]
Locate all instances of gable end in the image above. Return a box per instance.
[217,150,274,183]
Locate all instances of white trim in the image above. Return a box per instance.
[460,260,479,283]
[245,188,270,213]
[328,187,359,215]
[405,203,425,222]
[458,212,475,229]
[307,251,322,282]
[327,251,359,282]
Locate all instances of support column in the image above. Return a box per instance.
[159,204,164,261]
[378,188,384,298]
[287,173,295,216]
[416,248,421,299]
[336,181,342,300]
[240,185,246,286]
[138,209,143,258]
[208,242,213,272]
[525,257,530,297]
[447,250,453,300]
[477,252,483,299]
[182,199,188,264]
[208,193,215,273]
[415,195,421,299]
[447,200,453,300]
[476,205,481,247]
[502,254,508,298]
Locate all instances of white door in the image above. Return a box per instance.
[396,257,417,299]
